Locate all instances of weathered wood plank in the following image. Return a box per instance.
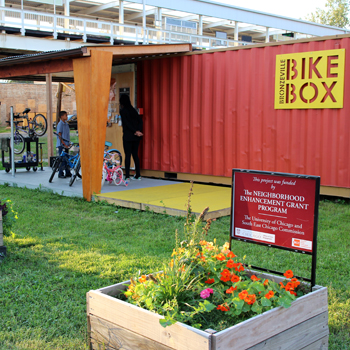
[212,287,328,350]
[87,290,211,350]
[301,335,329,350]
[94,196,142,210]
[89,315,174,350]
[97,281,128,297]
[247,312,329,350]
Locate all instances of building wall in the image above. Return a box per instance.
[138,37,350,189]
[0,83,76,125]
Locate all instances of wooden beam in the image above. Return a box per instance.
[0,59,73,79]
[61,83,75,92]
[46,73,54,158]
[73,50,113,201]
[82,43,192,57]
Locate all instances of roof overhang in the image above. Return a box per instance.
[0,43,192,82]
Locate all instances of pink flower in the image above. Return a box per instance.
[200,288,214,299]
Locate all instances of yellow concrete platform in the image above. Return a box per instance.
[95,182,231,219]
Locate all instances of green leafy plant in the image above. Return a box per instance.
[0,198,18,236]
[122,185,305,331]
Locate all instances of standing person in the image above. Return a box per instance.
[119,94,143,181]
[56,110,72,178]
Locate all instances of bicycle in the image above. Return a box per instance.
[49,133,81,184]
[6,108,48,154]
[104,141,122,166]
[101,154,125,187]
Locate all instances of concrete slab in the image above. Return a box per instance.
[0,167,180,198]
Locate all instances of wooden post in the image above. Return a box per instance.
[73,50,113,201]
[56,82,63,126]
[0,211,3,247]
[46,73,54,157]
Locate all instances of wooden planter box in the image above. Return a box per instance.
[87,272,329,350]
[0,211,6,257]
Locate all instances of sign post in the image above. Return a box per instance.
[230,169,320,286]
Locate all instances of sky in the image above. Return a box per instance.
[212,0,328,21]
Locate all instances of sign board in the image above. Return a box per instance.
[230,169,320,285]
[275,49,345,109]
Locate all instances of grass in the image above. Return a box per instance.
[0,126,10,134]
[0,185,349,349]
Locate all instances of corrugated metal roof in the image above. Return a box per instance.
[0,47,86,66]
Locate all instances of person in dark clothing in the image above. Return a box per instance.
[119,94,143,181]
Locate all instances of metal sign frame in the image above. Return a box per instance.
[229,169,320,287]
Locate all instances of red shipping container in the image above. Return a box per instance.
[137,36,350,191]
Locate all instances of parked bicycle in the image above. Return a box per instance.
[101,153,125,187]
[49,132,81,185]
[104,141,122,166]
[6,108,48,154]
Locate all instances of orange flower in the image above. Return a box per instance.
[220,269,231,277]
[220,269,232,282]
[291,278,300,288]
[263,279,269,286]
[227,251,236,258]
[196,252,206,262]
[216,253,226,261]
[220,275,231,282]
[284,270,294,279]
[265,290,274,299]
[250,275,261,282]
[139,275,147,283]
[199,240,207,245]
[217,303,230,312]
[279,282,285,289]
[239,290,248,300]
[226,286,237,294]
[285,282,294,292]
[290,291,297,296]
[235,263,244,272]
[244,294,256,305]
[205,278,215,284]
[226,259,235,268]
[231,274,240,283]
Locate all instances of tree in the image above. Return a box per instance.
[306,0,349,28]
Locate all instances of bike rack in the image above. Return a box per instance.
[1,136,42,172]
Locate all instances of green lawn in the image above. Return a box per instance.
[0,126,10,134]
[0,185,349,349]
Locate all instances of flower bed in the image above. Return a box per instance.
[87,196,328,349]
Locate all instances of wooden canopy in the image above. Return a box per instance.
[0,43,192,200]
